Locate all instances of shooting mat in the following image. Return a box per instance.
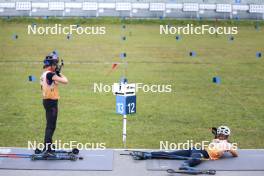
[146,150,264,171]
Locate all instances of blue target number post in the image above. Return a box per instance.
[113,79,136,148]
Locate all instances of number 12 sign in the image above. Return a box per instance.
[116,95,136,115]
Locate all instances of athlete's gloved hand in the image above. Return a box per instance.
[55,67,61,77]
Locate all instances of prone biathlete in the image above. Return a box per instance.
[130,126,238,170]
[40,52,68,154]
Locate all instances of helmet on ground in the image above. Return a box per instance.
[217,126,231,136]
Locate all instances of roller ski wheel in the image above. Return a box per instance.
[72,148,79,155]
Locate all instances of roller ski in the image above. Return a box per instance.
[0,152,79,161]
[31,148,83,161]
[120,151,152,160]
[31,152,80,161]
[167,167,216,175]
[34,148,79,155]
[121,151,207,160]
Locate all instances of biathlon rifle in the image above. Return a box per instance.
[55,59,64,77]
[211,127,217,139]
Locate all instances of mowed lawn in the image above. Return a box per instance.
[0,19,263,149]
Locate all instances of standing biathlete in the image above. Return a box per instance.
[40,52,68,153]
[130,126,238,171]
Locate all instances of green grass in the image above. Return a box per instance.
[0,18,263,149]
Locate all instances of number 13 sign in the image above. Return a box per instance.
[116,95,136,115]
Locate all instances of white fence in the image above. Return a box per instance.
[0,1,263,19]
